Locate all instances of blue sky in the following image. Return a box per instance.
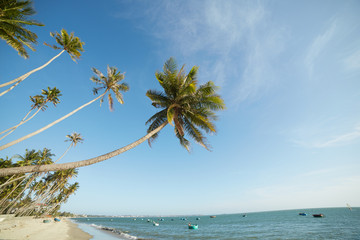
[1,0,360,215]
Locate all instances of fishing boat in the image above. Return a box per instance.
[153,222,159,226]
[299,213,307,216]
[210,216,216,218]
[188,224,198,229]
[196,217,200,220]
[313,214,324,218]
[347,203,352,211]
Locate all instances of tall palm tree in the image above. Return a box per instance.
[0,66,127,151]
[0,0,44,58]
[91,66,129,111]
[55,132,83,163]
[0,58,225,177]
[0,87,61,140]
[0,29,84,96]
[146,57,225,151]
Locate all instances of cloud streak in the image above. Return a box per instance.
[115,0,286,104]
[304,19,337,78]
[293,124,360,148]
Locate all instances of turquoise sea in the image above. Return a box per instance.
[72,208,360,239]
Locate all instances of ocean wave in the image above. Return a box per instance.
[89,223,139,240]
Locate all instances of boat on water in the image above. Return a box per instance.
[210,216,216,218]
[153,222,159,226]
[299,213,307,216]
[347,203,352,211]
[313,214,324,218]
[188,224,198,229]
[196,217,200,220]
[242,214,247,217]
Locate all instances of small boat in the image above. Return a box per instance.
[299,213,307,216]
[153,222,159,226]
[43,220,51,223]
[196,217,200,220]
[347,203,352,211]
[188,224,198,229]
[242,214,247,217]
[313,214,324,218]
[210,216,216,218]
[54,218,61,222]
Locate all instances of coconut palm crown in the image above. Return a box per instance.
[65,132,83,147]
[91,65,129,111]
[0,0,44,58]
[44,29,84,62]
[146,57,226,151]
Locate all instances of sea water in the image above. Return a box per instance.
[72,208,360,239]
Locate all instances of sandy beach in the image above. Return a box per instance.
[0,215,92,240]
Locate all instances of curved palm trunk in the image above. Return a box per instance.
[0,50,65,96]
[0,122,168,176]
[0,175,28,207]
[5,174,37,214]
[0,175,26,189]
[0,92,106,151]
[0,106,43,141]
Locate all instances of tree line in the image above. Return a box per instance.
[0,0,226,216]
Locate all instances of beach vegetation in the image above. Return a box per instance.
[0,29,84,97]
[0,87,61,141]
[0,0,44,58]
[0,149,79,216]
[146,57,226,151]
[0,58,225,176]
[0,66,127,151]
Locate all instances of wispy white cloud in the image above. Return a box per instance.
[114,0,286,104]
[343,49,360,71]
[292,123,360,148]
[304,19,337,78]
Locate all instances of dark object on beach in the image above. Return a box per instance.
[54,218,61,222]
[210,216,216,218]
[299,213,307,216]
[43,220,51,223]
[313,214,324,218]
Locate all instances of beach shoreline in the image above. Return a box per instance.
[0,215,92,240]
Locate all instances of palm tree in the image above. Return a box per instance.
[0,148,54,214]
[45,182,79,215]
[54,132,84,163]
[146,57,225,151]
[0,29,84,96]
[0,58,225,177]
[91,66,129,111]
[0,66,127,151]
[0,0,44,58]
[0,87,61,140]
